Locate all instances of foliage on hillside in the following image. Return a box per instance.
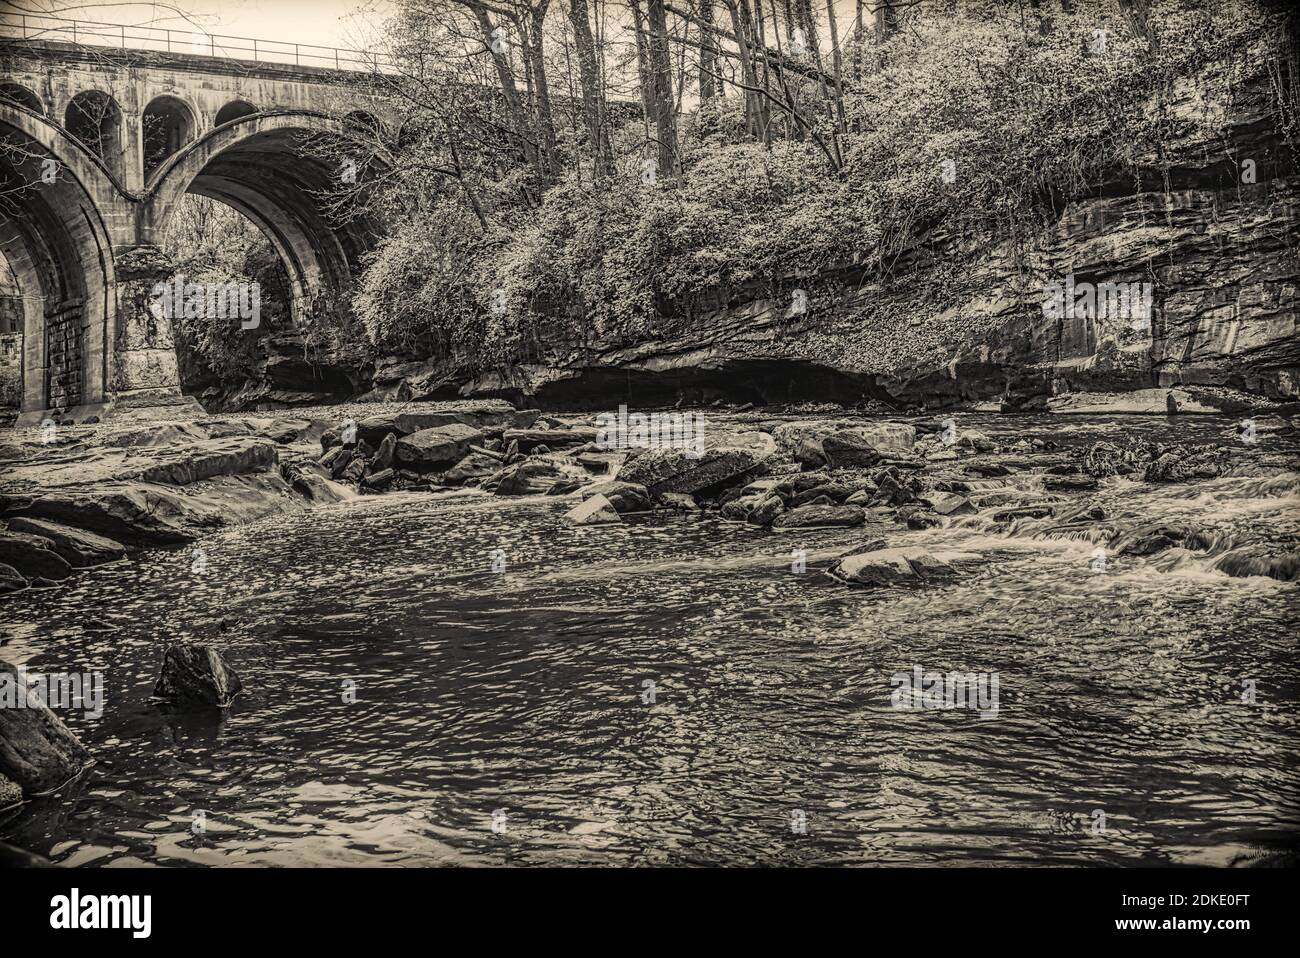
[345,0,1282,379]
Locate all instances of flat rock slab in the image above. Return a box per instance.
[773,421,916,459]
[0,437,279,493]
[1048,388,1218,415]
[357,407,538,445]
[0,657,93,795]
[564,493,621,525]
[5,516,126,567]
[617,447,761,497]
[830,546,981,586]
[153,645,243,708]
[502,428,598,451]
[6,473,312,546]
[772,504,866,529]
[396,423,486,471]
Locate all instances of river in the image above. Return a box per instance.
[2,411,1297,865]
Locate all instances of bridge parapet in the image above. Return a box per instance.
[0,13,392,73]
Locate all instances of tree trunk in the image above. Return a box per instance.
[567,0,613,173]
[645,0,680,181]
[697,0,718,98]
[524,2,560,179]
[474,8,540,174]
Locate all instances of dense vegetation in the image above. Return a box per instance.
[174,0,1294,386]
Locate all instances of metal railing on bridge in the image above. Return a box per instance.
[0,14,393,73]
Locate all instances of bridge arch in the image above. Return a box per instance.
[0,83,45,116]
[0,104,124,414]
[142,95,200,179]
[214,99,258,127]
[64,90,124,168]
[144,111,383,325]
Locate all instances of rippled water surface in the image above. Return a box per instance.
[3,413,1298,866]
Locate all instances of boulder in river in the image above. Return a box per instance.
[920,492,976,517]
[443,452,501,485]
[0,771,22,808]
[1213,546,1300,582]
[772,504,866,529]
[492,460,563,496]
[1143,445,1232,483]
[4,517,126,567]
[564,494,621,526]
[371,433,397,473]
[582,481,652,513]
[501,428,597,451]
[618,447,762,498]
[396,423,485,471]
[823,428,913,467]
[829,546,975,586]
[0,532,73,581]
[660,492,700,511]
[0,657,93,795]
[747,493,785,527]
[0,563,26,592]
[152,644,244,708]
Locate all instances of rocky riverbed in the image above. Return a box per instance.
[1,388,1298,865]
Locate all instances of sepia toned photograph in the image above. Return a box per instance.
[0,0,1296,928]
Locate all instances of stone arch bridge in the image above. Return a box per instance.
[0,27,391,422]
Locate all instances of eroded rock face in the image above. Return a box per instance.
[152,645,243,708]
[429,63,1295,408]
[0,658,93,795]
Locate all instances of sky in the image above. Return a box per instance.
[9,1,397,52]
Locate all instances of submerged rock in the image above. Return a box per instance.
[152,645,244,708]
[4,517,126,567]
[0,658,93,795]
[1214,546,1300,582]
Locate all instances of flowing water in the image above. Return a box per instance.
[2,413,1298,866]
